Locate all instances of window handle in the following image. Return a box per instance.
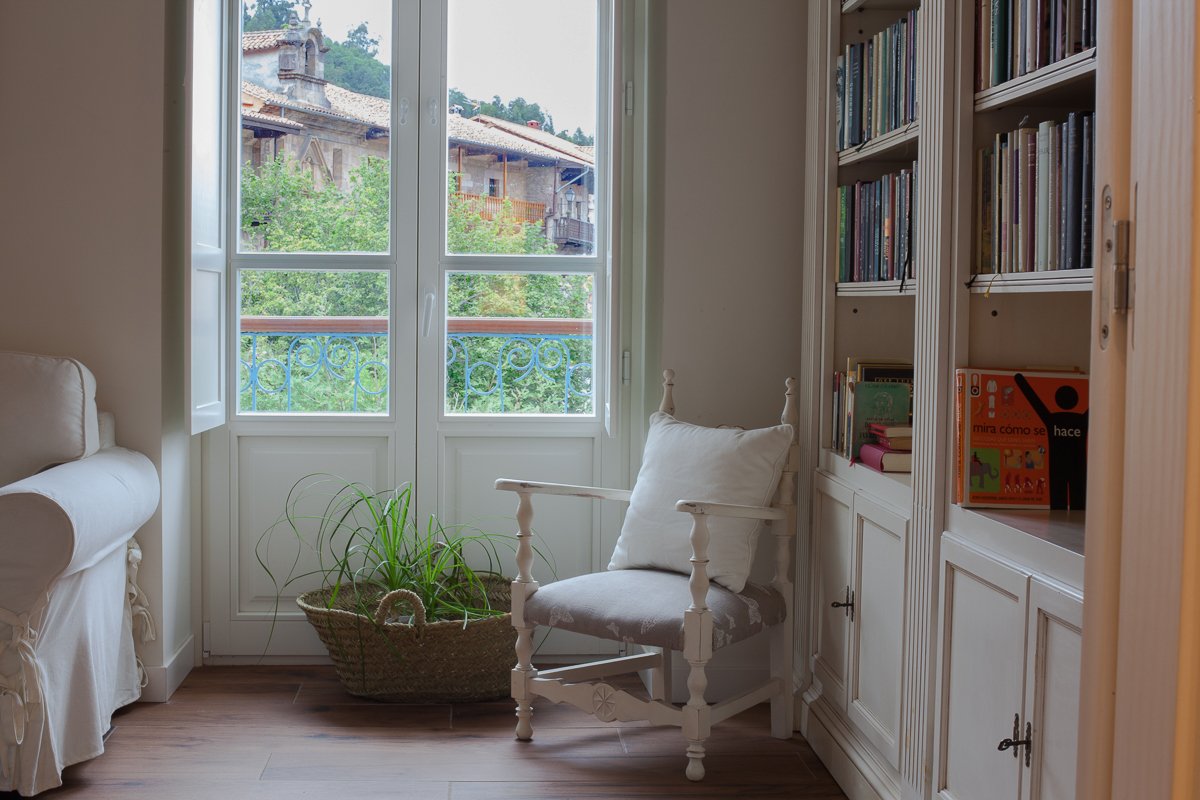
[427,97,440,127]
[422,291,436,338]
[398,97,410,126]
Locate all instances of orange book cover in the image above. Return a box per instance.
[957,368,1089,510]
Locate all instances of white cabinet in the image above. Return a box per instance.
[934,535,1082,800]
[808,472,909,773]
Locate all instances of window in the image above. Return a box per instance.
[487,177,500,198]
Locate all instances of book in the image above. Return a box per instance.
[867,421,913,438]
[859,443,913,473]
[1063,112,1083,269]
[847,380,912,461]
[955,367,1089,509]
[873,435,913,451]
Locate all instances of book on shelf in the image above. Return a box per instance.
[843,379,912,462]
[976,0,1097,92]
[859,442,913,474]
[837,9,919,153]
[837,165,918,284]
[974,112,1094,276]
[954,367,1089,509]
[867,421,913,438]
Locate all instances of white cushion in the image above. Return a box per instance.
[608,412,793,593]
[0,352,99,487]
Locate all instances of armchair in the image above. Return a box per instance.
[497,370,799,781]
[0,351,159,796]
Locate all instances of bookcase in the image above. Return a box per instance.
[799,1,1094,798]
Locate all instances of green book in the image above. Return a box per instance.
[848,380,913,461]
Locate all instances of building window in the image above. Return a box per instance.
[487,177,500,198]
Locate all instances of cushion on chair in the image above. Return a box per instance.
[524,570,786,651]
[607,412,793,592]
[0,351,100,487]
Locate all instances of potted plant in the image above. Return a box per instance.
[256,474,531,703]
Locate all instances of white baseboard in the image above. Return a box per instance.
[800,692,901,800]
[140,634,195,702]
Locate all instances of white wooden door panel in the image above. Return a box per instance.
[812,472,854,709]
[1021,579,1083,800]
[848,495,906,769]
[442,435,615,657]
[224,434,392,656]
[936,536,1029,800]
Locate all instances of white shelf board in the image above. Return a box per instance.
[821,449,912,512]
[842,0,919,12]
[838,122,920,167]
[947,503,1085,589]
[975,48,1097,112]
[966,268,1093,294]
[837,279,917,297]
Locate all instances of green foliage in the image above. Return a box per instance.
[446,191,558,257]
[323,23,390,99]
[243,0,292,32]
[256,477,536,623]
[448,88,556,134]
[558,127,595,147]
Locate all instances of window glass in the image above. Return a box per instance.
[239,0,391,254]
[445,272,593,414]
[239,270,389,413]
[446,0,598,256]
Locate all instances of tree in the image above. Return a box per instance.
[243,0,292,32]
[558,127,594,147]
[324,22,390,99]
[448,88,556,134]
[344,22,379,56]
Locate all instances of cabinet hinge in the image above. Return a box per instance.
[621,350,632,385]
[1110,218,1132,312]
[624,81,634,116]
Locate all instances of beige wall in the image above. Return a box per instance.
[658,0,807,429]
[0,1,192,697]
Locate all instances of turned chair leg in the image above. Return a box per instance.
[682,655,711,781]
[513,623,536,741]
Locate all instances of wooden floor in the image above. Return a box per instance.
[7,666,847,799]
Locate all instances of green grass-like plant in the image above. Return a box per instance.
[256,474,543,628]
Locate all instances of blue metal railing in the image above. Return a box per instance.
[239,324,593,414]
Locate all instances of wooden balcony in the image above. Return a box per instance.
[456,192,546,224]
[551,216,594,247]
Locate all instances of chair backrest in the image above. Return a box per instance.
[0,351,99,487]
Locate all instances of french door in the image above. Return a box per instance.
[201,0,621,659]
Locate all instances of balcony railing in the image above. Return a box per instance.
[240,316,592,414]
[551,216,595,246]
[455,192,547,224]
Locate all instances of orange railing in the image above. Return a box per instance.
[455,193,546,224]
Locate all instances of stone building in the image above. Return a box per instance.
[239,6,595,252]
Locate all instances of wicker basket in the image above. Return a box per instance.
[296,577,517,703]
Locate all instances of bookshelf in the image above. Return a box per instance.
[801,0,1095,798]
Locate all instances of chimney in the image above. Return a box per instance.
[526,120,541,129]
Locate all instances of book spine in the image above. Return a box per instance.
[1049,120,1060,268]
[991,0,1005,85]
[955,370,965,505]
[836,54,845,152]
[1036,121,1052,271]
[1023,128,1037,272]
[1064,111,1082,269]
[1080,112,1093,269]
[848,45,861,148]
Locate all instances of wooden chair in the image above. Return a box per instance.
[495,370,799,781]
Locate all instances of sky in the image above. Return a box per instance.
[253,0,598,136]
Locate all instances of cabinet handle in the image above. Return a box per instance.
[997,713,1033,767]
[831,587,855,621]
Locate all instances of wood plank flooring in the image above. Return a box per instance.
[5,666,846,799]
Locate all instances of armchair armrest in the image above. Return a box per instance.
[674,499,787,523]
[0,447,159,615]
[495,478,632,503]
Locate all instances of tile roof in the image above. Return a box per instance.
[241,80,389,131]
[448,115,592,167]
[241,109,305,131]
[472,115,595,165]
[243,30,286,52]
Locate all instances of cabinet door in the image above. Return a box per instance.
[1020,578,1083,800]
[935,536,1029,800]
[811,472,854,711]
[846,494,907,769]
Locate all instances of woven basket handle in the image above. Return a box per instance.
[374,589,427,629]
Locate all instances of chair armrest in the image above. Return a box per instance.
[495,478,632,503]
[673,499,787,523]
[0,447,159,614]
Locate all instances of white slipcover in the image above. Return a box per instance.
[0,352,159,796]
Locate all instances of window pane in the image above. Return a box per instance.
[446,1,598,256]
[239,1,391,254]
[239,270,389,414]
[445,273,593,414]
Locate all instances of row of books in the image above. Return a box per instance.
[837,165,918,284]
[955,367,1088,509]
[831,359,915,470]
[835,9,919,152]
[976,0,1097,92]
[974,112,1093,275]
